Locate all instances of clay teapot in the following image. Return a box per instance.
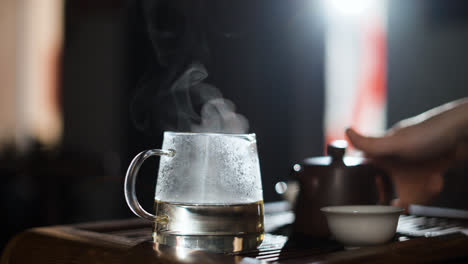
[291,140,393,237]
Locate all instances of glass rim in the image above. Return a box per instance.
[164,131,256,137]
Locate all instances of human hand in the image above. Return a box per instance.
[346,99,468,210]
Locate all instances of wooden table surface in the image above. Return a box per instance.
[2,202,468,264]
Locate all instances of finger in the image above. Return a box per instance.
[345,128,397,157]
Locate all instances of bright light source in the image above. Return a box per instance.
[322,0,387,149]
[324,0,378,18]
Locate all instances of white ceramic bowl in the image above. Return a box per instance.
[321,205,404,247]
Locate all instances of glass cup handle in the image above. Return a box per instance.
[124,149,175,221]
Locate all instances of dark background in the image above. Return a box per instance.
[1,0,468,250]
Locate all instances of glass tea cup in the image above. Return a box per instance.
[124,132,264,253]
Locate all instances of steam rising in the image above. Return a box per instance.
[132,1,248,134]
[192,98,249,133]
[132,62,249,134]
[173,63,249,133]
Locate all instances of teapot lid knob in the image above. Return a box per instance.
[327,140,347,161]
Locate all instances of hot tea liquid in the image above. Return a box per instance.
[153,200,264,253]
